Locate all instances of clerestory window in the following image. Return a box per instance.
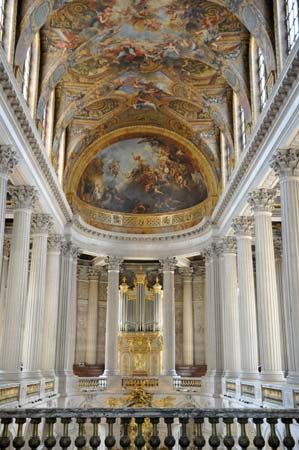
[22,46,31,102]
[258,47,267,111]
[285,0,299,52]
[0,0,6,43]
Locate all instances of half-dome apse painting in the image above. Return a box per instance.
[77,137,208,215]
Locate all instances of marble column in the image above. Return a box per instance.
[273,236,288,374]
[22,214,53,378]
[55,241,79,390]
[0,239,10,352]
[202,243,223,396]
[0,146,18,277]
[161,257,177,376]
[85,267,100,366]
[271,148,299,383]
[221,237,241,378]
[103,256,123,377]
[0,186,38,380]
[41,235,62,377]
[180,267,194,366]
[232,216,259,378]
[192,263,205,366]
[248,189,284,381]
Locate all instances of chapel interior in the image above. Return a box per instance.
[0,0,299,448]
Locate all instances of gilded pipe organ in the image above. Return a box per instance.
[118,268,163,377]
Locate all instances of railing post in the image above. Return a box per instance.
[59,418,72,450]
[75,418,86,450]
[120,418,131,450]
[193,418,205,450]
[252,418,265,450]
[164,418,176,450]
[0,418,12,450]
[90,418,101,450]
[223,418,234,450]
[44,418,56,450]
[179,418,190,450]
[28,418,41,450]
[12,418,26,450]
[135,418,145,450]
[105,418,116,450]
[238,418,250,450]
[149,418,160,450]
[208,418,220,450]
[267,418,280,450]
[282,418,295,450]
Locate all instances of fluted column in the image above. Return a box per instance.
[221,237,241,378]
[0,239,10,352]
[202,243,223,395]
[0,186,38,380]
[103,256,123,377]
[271,148,299,383]
[85,267,100,366]
[22,214,53,378]
[0,146,18,277]
[55,241,79,387]
[232,216,259,378]
[180,267,194,366]
[160,257,177,376]
[273,236,288,374]
[41,235,62,377]
[248,189,284,380]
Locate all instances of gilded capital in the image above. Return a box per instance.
[221,236,237,254]
[232,216,254,237]
[0,146,18,175]
[270,148,299,177]
[248,188,277,213]
[160,257,177,271]
[31,214,53,234]
[106,256,123,271]
[8,185,38,209]
[48,234,62,252]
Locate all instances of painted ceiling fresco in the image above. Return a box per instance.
[16,0,274,232]
[77,137,208,214]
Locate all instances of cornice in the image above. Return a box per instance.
[0,47,72,224]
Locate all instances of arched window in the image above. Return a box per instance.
[285,0,299,52]
[258,47,267,111]
[0,0,6,43]
[240,106,246,152]
[22,45,31,102]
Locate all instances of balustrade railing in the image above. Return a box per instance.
[0,409,299,450]
[78,377,107,392]
[173,377,202,390]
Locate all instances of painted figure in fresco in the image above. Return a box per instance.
[77,138,208,214]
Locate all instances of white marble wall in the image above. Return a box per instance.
[97,269,107,366]
[75,264,89,365]
[175,272,183,365]
[193,264,205,365]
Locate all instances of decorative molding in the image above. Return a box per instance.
[270,147,299,178]
[160,257,177,271]
[179,267,193,281]
[88,266,100,280]
[47,234,62,252]
[248,188,277,213]
[3,238,10,257]
[0,145,18,175]
[231,216,254,237]
[8,185,38,209]
[31,213,53,234]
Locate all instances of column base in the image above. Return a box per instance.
[239,370,261,380]
[162,369,177,376]
[55,371,78,396]
[259,371,285,383]
[20,370,42,381]
[286,372,299,385]
[102,369,119,377]
[201,371,223,398]
[0,370,23,382]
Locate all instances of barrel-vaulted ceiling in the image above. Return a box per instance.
[16,0,274,233]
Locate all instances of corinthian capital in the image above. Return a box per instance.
[232,216,254,237]
[3,238,10,257]
[48,234,62,252]
[270,148,299,177]
[106,256,123,271]
[248,188,277,213]
[0,146,18,175]
[221,236,237,254]
[179,267,193,281]
[88,266,101,280]
[62,241,80,259]
[8,185,38,209]
[160,257,177,271]
[31,214,53,234]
